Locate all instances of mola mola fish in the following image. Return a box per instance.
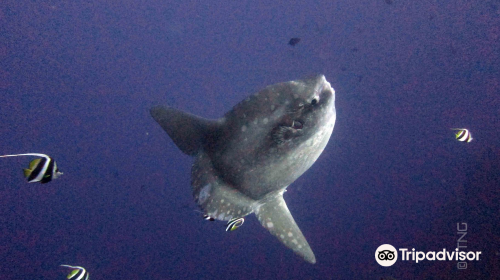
[150,74,336,264]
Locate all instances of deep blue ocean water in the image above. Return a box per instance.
[1,1,499,279]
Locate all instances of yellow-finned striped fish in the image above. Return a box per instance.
[60,265,90,280]
[451,128,473,143]
[0,153,63,183]
[226,217,244,232]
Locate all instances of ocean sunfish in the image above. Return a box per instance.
[151,74,336,263]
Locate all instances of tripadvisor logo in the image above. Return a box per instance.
[375,244,482,267]
[376,244,398,267]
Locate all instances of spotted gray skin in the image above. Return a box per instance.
[150,75,336,264]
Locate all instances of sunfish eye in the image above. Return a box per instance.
[311,98,318,105]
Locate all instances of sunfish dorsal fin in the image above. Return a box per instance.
[150,105,220,156]
[255,193,316,264]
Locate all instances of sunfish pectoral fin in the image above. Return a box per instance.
[254,194,316,264]
[150,105,220,156]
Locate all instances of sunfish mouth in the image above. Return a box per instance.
[280,115,304,129]
[291,120,303,129]
[272,119,304,144]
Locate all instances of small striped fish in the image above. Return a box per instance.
[226,218,244,232]
[203,214,215,221]
[60,265,89,280]
[0,153,62,183]
[451,128,473,143]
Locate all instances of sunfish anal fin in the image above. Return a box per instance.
[255,193,316,264]
[192,152,255,220]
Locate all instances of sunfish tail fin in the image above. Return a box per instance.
[150,105,219,156]
[254,194,316,264]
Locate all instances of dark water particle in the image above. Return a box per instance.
[288,38,301,46]
[352,47,359,52]
[385,0,393,4]
[450,47,458,55]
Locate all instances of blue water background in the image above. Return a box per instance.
[1,0,499,279]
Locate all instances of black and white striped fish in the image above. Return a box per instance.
[60,264,90,280]
[203,214,215,221]
[0,153,62,183]
[451,128,473,143]
[226,218,244,232]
